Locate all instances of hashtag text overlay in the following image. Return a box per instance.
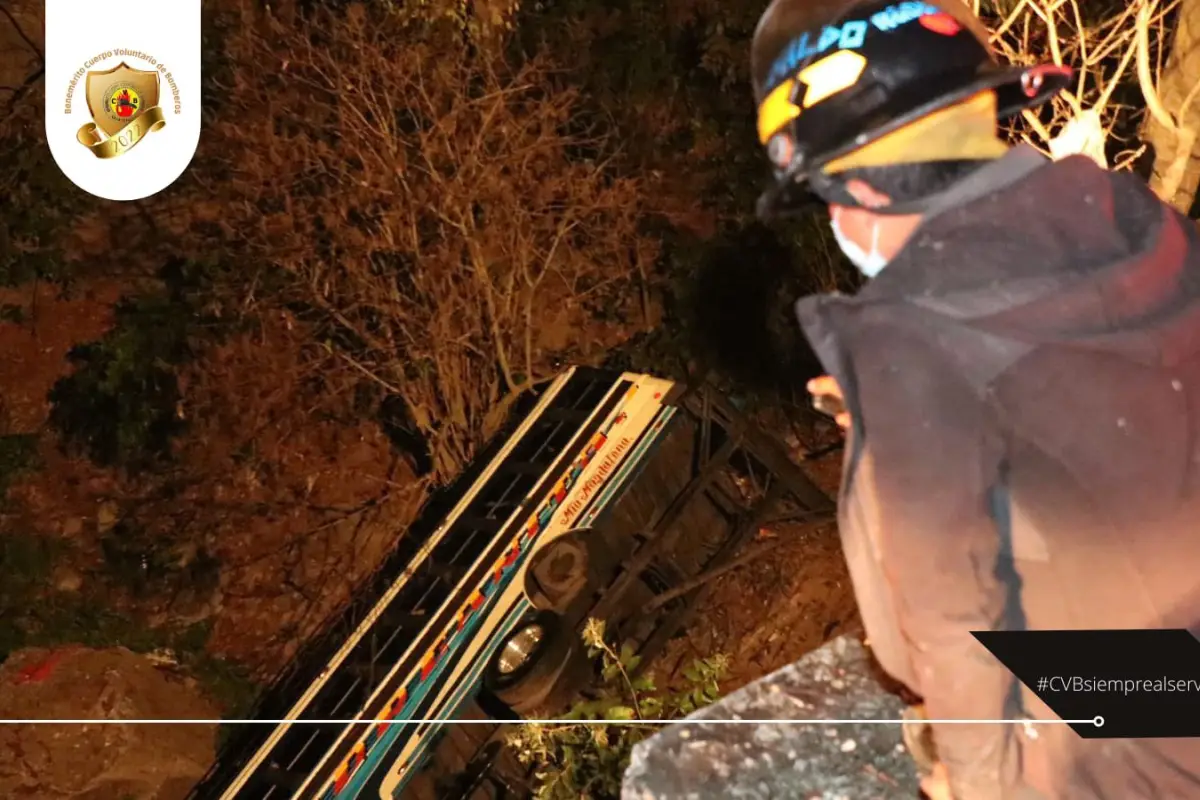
[1037,675,1200,695]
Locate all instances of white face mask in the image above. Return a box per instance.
[830,215,888,278]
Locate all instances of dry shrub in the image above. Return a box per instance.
[977,0,1184,171]
[180,3,662,482]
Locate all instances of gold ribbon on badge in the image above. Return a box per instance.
[76,106,167,159]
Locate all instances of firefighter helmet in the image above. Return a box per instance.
[751,0,1070,218]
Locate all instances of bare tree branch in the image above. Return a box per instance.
[164,5,659,483]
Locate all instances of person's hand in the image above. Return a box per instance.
[806,375,850,430]
[920,762,953,800]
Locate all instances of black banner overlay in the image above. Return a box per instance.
[972,629,1200,739]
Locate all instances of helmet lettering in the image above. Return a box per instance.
[765,19,872,89]
[870,2,940,33]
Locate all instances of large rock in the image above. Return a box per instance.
[0,646,220,800]
[622,636,921,799]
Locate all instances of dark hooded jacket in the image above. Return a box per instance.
[794,146,1200,799]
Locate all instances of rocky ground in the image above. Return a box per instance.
[659,517,860,695]
[655,440,858,695]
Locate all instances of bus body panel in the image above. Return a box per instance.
[322,374,674,799]
[203,370,680,800]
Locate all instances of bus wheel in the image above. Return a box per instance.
[482,610,579,715]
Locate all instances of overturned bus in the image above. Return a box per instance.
[189,367,833,799]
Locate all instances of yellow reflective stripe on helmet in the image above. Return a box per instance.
[756,49,869,145]
[796,49,867,108]
[821,88,1006,175]
[757,78,800,145]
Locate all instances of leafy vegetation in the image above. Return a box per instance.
[0,434,38,496]
[507,618,729,799]
[0,118,90,289]
[46,293,192,471]
[45,260,238,473]
[0,530,256,715]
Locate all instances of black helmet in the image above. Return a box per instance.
[751,0,1071,219]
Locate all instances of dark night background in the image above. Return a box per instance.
[0,0,1196,795]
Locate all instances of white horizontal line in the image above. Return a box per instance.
[0,718,1100,726]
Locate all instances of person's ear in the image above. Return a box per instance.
[843,178,892,209]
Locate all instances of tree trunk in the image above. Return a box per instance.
[1143,0,1200,215]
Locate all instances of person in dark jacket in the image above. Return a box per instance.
[750,0,1200,798]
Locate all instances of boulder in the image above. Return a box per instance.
[0,646,220,800]
[622,635,921,799]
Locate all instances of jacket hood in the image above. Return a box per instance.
[851,151,1200,368]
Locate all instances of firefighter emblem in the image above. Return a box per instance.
[78,61,167,159]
